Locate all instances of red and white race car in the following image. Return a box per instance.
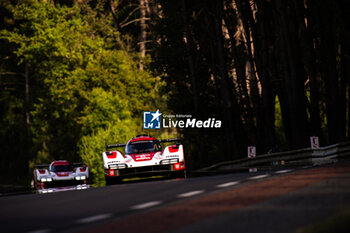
[103,135,186,184]
[33,160,89,189]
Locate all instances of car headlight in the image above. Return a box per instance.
[75,176,86,180]
[109,164,127,169]
[170,158,179,164]
[160,159,179,165]
[117,164,126,169]
[41,177,52,182]
[160,159,170,165]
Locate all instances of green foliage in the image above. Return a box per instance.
[0,1,158,184]
[79,122,137,186]
[274,96,287,149]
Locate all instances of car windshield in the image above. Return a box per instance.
[51,165,73,172]
[125,141,160,154]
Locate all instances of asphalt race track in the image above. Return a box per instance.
[1,161,350,233]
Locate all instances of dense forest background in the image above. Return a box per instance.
[0,0,349,185]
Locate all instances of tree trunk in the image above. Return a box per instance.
[274,0,309,149]
[181,0,199,116]
[139,0,147,71]
[213,0,240,159]
[239,0,276,152]
[109,0,119,31]
[317,1,346,144]
[294,0,322,139]
[25,64,30,128]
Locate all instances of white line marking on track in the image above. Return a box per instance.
[177,190,205,198]
[216,181,239,188]
[76,213,113,224]
[275,169,292,174]
[131,201,162,210]
[249,174,270,180]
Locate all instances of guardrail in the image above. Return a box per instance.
[196,141,350,173]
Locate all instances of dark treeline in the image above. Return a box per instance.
[0,0,349,182]
[153,0,350,168]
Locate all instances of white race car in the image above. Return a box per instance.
[103,135,186,184]
[33,160,89,189]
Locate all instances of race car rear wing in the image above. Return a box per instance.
[106,143,127,149]
[158,138,181,143]
[34,162,85,168]
[34,164,50,168]
[106,138,181,149]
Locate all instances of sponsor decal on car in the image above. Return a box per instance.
[166,155,179,158]
[134,154,152,161]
